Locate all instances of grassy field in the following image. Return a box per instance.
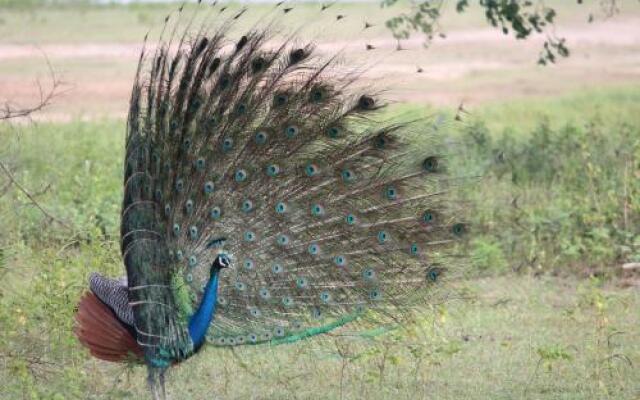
[1,88,638,400]
[1,2,639,399]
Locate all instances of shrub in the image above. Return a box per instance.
[460,118,639,274]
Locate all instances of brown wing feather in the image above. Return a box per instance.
[74,292,144,363]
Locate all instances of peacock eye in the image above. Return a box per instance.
[362,268,375,280]
[334,255,347,267]
[326,126,341,138]
[320,291,331,303]
[255,131,268,145]
[210,206,222,220]
[235,169,248,182]
[188,255,197,267]
[285,125,299,138]
[175,179,184,192]
[204,181,215,194]
[275,202,287,214]
[223,137,234,152]
[358,95,375,110]
[282,296,294,307]
[274,93,289,106]
[184,199,194,215]
[375,134,387,149]
[311,204,324,217]
[242,199,254,212]
[422,156,439,172]
[385,186,398,200]
[244,231,256,242]
[377,231,389,244]
[345,214,356,225]
[289,48,306,63]
[219,74,231,89]
[276,234,290,246]
[296,277,308,289]
[410,243,420,256]
[341,169,355,183]
[189,226,198,240]
[305,163,318,176]
[452,223,466,236]
[266,164,280,177]
[369,289,383,301]
[310,86,326,103]
[251,57,266,73]
[308,243,320,255]
[426,268,442,282]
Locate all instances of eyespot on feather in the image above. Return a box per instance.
[326,125,342,139]
[218,73,231,90]
[358,95,375,110]
[422,156,440,172]
[309,85,328,103]
[452,223,467,237]
[273,92,289,107]
[251,57,266,73]
[255,130,268,145]
[266,164,281,177]
[285,125,299,138]
[222,137,234,152]
[289,48,308,64]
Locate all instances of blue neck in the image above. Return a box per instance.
[188,270,220,350]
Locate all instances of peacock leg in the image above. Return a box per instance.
[159,369,167,399]
[147,367,167,400]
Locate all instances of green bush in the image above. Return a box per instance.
[460,118,639,274]
[470,236,508,273]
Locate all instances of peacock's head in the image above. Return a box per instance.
[212,253,232,275]
[207,236,231,274]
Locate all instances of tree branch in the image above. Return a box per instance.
[0,50,71,230]
[0,160,71,230]
[0,51,61,121]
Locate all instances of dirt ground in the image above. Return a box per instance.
[1,7,639,121]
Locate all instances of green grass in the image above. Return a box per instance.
[473,85,640,134]
[1,86,639,399]
[2,256,639,399]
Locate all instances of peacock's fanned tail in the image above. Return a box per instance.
[121,6,468,371]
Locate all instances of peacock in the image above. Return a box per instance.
[74,3,468,399]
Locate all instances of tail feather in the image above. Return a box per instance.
[74,292,144,363]
[120,5,469,353]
